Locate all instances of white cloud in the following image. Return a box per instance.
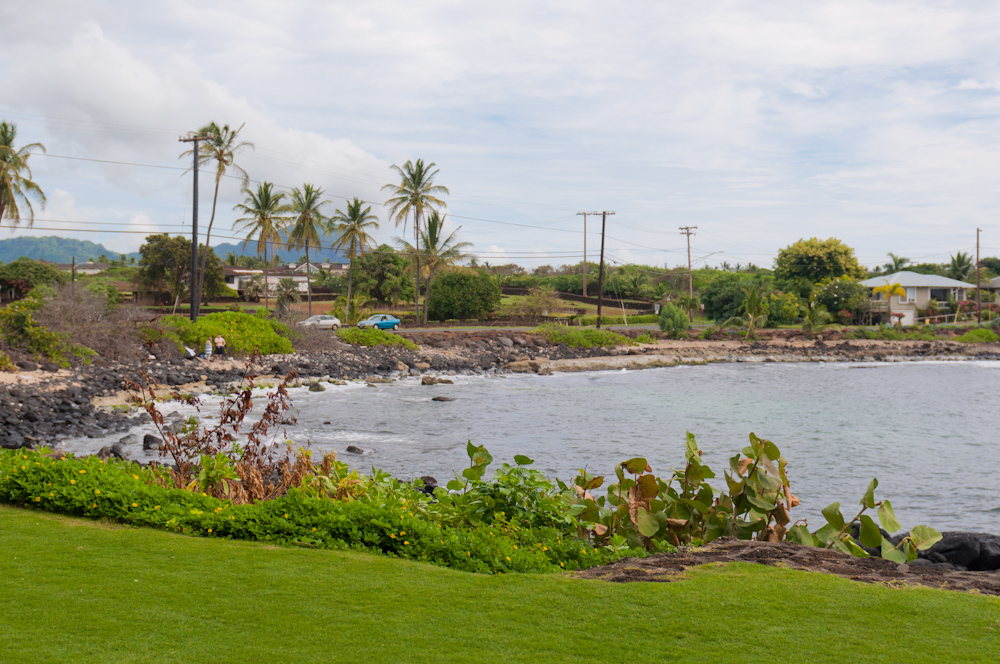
[3,1,1000,266]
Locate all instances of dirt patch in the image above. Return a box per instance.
[576,538,1000,595]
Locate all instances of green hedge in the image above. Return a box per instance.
[531,324,635,348]
[0,450,615,574]
[575,314,658,326]
[957,328,1000,343]
[155,311,294,355]
[336,328,419,350]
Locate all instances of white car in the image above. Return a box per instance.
[297,314,341,330]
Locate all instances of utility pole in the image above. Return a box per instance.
[679,226,697,322]
[179,133,208,322]
[595,211,615,329]
[577,211,601,296]
[977,227,982,324]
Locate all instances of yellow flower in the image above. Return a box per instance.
[154,505,160,510]
[400,531,406,535]
[92,503,97,508]
[467,552,471,557]
[49,493,54,497]
[34,497,40,502]
[404,541,409,545]
[284,513,289,518]
[311,527,317,532]
[559,562,564,567]
[70,480,76,485]
[513,545,518,550]
[79,470,86,474]
[390,534,396,539]
[94,490,101,495]
[542,546,548,551]
[132,474,139,480]
[505,556,510,561]
[132,503,138,508]
[208,529,213,533]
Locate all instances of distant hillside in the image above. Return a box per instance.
[0,235,344,264]
[0,236,120,263]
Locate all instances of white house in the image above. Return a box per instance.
[859,271,975,325]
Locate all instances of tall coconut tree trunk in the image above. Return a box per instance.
[264,240,270,311]
[171,292,180,315]
[195,176,221,316]
[413,213,421,324]
[305,240,312,317]
[346,252,354,306]
[423,272,432,323]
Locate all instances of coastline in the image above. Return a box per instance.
[1,332,998,450]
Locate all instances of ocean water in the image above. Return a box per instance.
[61,360,1000,532]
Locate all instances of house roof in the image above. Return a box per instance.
[859,271,975,289]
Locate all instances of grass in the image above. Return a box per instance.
[3,505,999,663]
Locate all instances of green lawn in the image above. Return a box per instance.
[3,505,999,663]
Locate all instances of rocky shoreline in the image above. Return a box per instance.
[1,331,998,451]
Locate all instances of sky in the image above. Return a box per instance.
[2,0,1000,270]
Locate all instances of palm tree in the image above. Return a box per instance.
[242,274,264,302]
[224,251,239,266]
[382,159,449,322]
[233,182,288,311]
[884,253,910,273]
[180,122,254,313]
[675,294,701,323]
[333,292,374,325]
[801,297,834,338]
[397,211,471,323]
[329,197,380,307]
[872,280,906,326]
[275,277,301,316]
[947,251,974,282]
[286,184,331,317]
[0,121,46,228]
[722,285,769,339]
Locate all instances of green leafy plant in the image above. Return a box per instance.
[658,302,689,338]
[335,327,419,350]
[957,328,999,343]
[530,324,635,348]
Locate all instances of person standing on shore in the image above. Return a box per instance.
[204,338,212,361]
[214,334,227,360]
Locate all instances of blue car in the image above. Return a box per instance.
[358,314,401,330]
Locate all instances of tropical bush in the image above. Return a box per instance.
[956,328,999,343]
[766,291,801,326]
[0,296,95,367]
[155,311,294,355]
[531,324,634,348]
[658,302,688,338]
[427,272,501,321]
[336,328,419,350]
[0,448,622,575]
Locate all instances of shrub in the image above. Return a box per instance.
[531,324,634,348]
[658,303,688,338]
[0,449,636,575]
[957,328,999,343]
[156,311,294,355]
[0,297,95,367]
[427,272,501,321]
[336,328,419,350]
[576,314,658,326]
